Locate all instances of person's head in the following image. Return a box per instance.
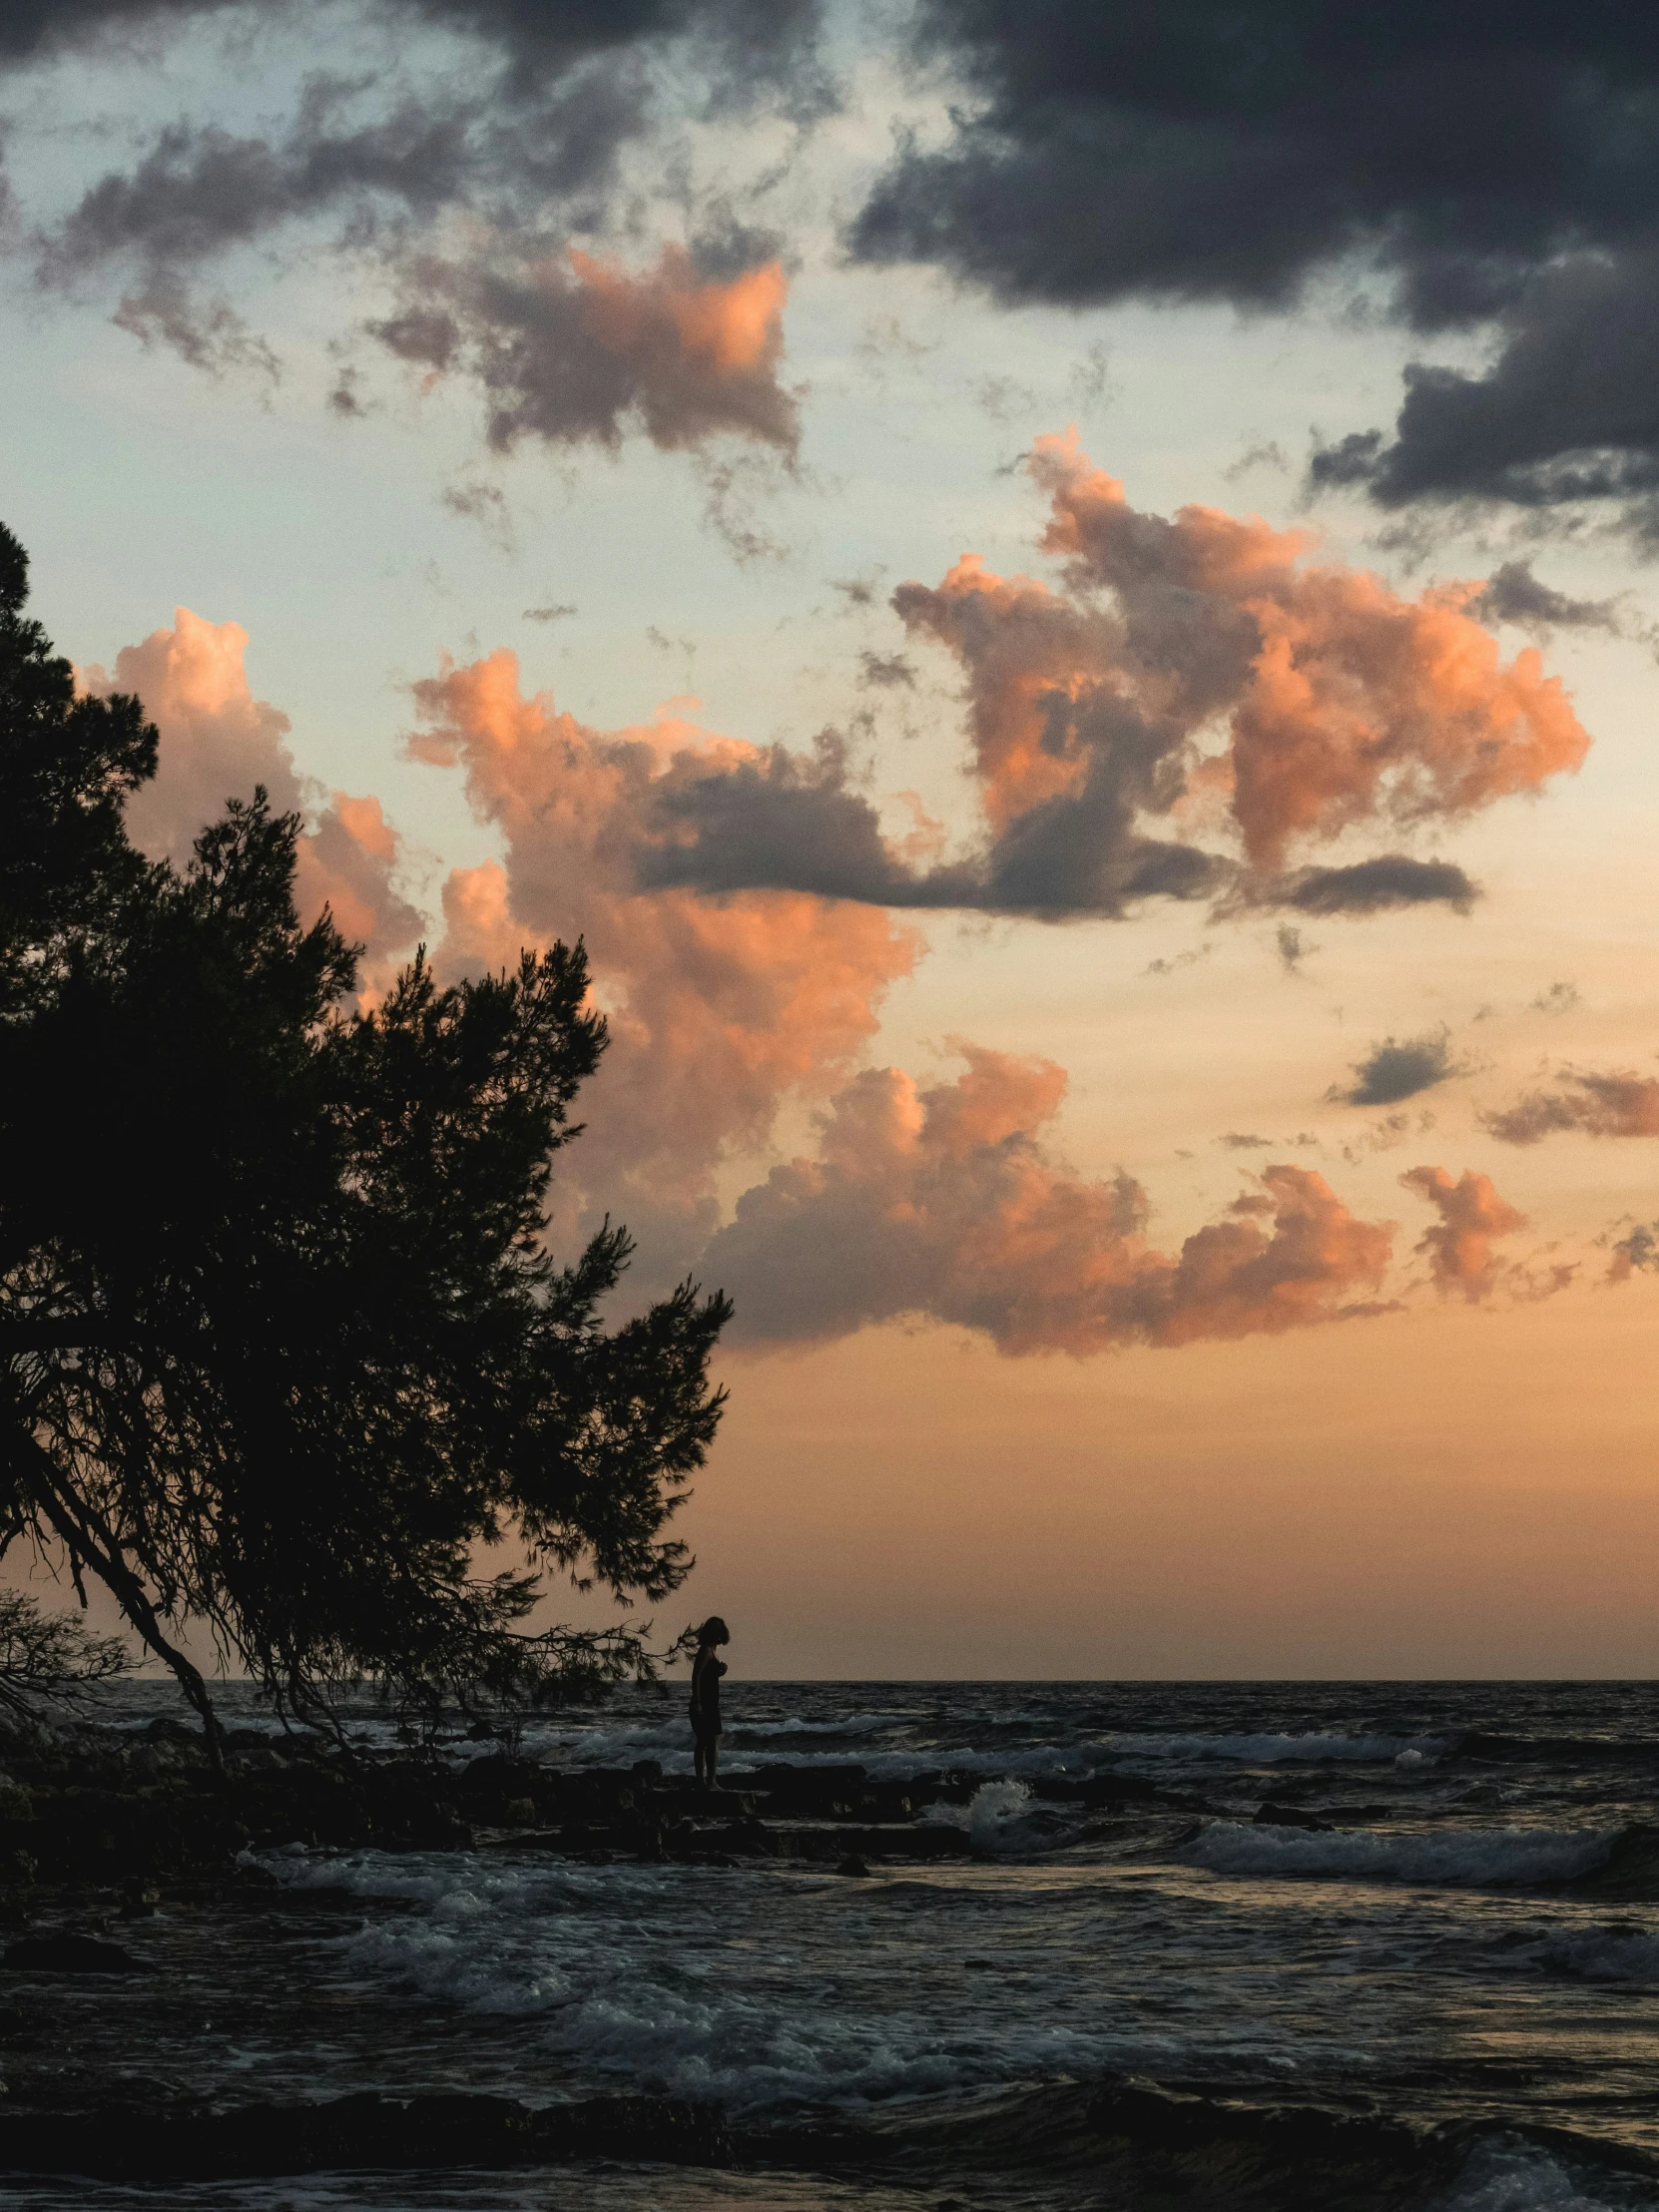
[697,1616,730,1648]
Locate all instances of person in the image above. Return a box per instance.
[689,1616,730,1791]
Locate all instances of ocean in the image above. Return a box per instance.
[7,1679,1659,2210]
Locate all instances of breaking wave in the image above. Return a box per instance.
[1183,1820,1617,1887]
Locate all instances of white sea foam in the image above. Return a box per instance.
[265,1851,1175,2114]
[1184,1821,1615,1887]
[1110,1729,1448,1766]
[1442,2135,1642,2211]
[925,1778,1042,1852]
[1513,1925,1659,1983]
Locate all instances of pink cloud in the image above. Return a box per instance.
[702,1043,1395,1356]
[82,610,422,975]
[890,432,1589,886]
[372,244,798,457]
[408,651,918,1272]
[1399,1164,1531,1302]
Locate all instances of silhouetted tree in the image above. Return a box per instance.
[0,522,729,1757]
[0,1591,130,1723]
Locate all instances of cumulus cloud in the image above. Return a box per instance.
[850,5,1659,539]
[1399,1165,1529,1304]
[404,649,918,1280]
[1484,1069,1659,1146]
[370,244,798,457]
[79,609,422,973]
[702,1044,1395,1355]
[631,435,1583,919]
[1332,1028,1460,1109]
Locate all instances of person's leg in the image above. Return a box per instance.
[694,1734,709,1789]
[708,1734,719,1790]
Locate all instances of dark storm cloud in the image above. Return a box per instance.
[1332,1028,1460,1110]
[850,3,1659,537]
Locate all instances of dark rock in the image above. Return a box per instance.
[835,1854,870,1878]
[4,1933,144,1973]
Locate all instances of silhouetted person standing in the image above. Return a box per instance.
[690,1616,730,1791]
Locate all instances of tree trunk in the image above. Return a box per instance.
[0,1412,227,1774]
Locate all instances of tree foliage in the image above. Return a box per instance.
[0,522,730,1749]
[0,1589,130,1723]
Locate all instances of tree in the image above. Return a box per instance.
[0,522,730,1756]
[0,1590,130,1725]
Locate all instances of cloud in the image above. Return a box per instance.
[1275,922,1311,973]
[1467,563,1627,639]
[1255,857,1479,916]
[1484,1069,1659,1146]
[1604,1219,1659,1283]
[856,650,914,690]
[1306,248,1659,542]
[849,7,1659,536]
[1400,1165,1529,1304]
[1332,1027,1459,1109]
[79,609,422,973]
[19,3,818,477]
[631,435,1580,920]
[369,244,798,457]
[1532,979,1580,1014]
[701,1044,1394,1355]
[404,648,918,1280]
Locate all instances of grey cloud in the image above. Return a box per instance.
[1605,1218,1659,1279]
[856,649,914,689]
[1275,922,1312,972]
[1332,1027,1459,1109]
[1306,246,1659,540]
[849,5,1659,537]
[14,0,823,467]
[1469,563,1622,635]
[629,720,1220,918]
[1533,979,1580,1014]
[523,600,577,623]
[1265,856,1479,917]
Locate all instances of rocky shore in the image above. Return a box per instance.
[0,1712,1197,1904]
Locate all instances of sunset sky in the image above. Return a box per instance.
[7,1,1659,1677]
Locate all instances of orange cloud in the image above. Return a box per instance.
[703,1043,1394,1356]
[373,244,798,457]
[408,651,918,1276]
[81,611,421,975]
[889,433,1588,895]
[1484,1070,1659,1146]
[1400,1165,1529,1302]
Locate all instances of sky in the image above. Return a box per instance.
[5,0,1659,1677]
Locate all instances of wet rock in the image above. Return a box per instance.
[4,1932,144,1973]
[1254,1802,1334,1831]
[835,1854,871,1878]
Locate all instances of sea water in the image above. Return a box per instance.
[8,1679,1659,2210]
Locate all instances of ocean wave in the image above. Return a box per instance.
[922,1778,1056,1854]
[1183,1820,1616,1887]
[1106,1728,1449,1765]
[1508,1925,1659,1984]
[1442,2134,1652,2210]
[280,1855,1156,2115]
